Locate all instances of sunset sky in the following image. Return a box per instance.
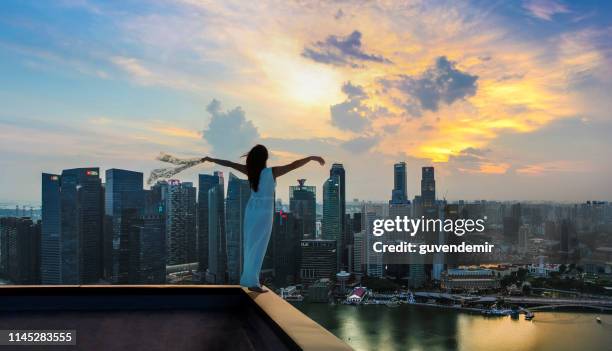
[1,0,611,204]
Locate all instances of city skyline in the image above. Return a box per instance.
[1,1,612,204]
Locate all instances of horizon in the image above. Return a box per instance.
[0,163,609,208]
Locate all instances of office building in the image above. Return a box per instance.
[441,268,500,291]
[270,210,302,287]
[58,168,104,284]
[165,180,197,266]
[421,167,436,208]
[300,239,337,288]
[322,175,342,269]
[207,181,226,284]
[0,217,41,284]
[289,179,316,239]
[226,173,251,283]
[330,164,347,268]
[126,190,166,284]
[105,169,144,283]
[363,210,383,278]
[390,162,409,204]
[41,173,62,284]
[198,173,221,277]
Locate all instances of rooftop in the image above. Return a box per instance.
[0,285,351,351]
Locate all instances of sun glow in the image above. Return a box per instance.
[258,52,343,106]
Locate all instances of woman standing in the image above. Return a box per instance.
[202,145,325,292]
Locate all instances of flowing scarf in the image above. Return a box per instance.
[147,152,204,185]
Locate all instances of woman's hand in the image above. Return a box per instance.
[311,156,325,166]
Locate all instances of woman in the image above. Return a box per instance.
[202,145,325,292]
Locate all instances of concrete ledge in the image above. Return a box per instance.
[0,285,352,351]
[243,287,352,351]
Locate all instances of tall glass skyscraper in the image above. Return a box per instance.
[225,173,251,284]
[207,181,226,284]
[421,166,436,208]
[289,179,316,239]
[165,180,197,266]
[270,210,302,287]
[329,164,346,229]
[330,164,347,269]
[105,169,144,283]
[43,168,104,284]
[198,173,221,278]
[127,189,166,284]
[322,175,341,269]
[41,173,62,284]
[390,162,409,204]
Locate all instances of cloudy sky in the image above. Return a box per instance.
[1,0,611,205]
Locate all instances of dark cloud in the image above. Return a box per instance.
[383,56,478,113]
[302,30,391,68]
[341,81,366,98]
[330,81,374,132]
[202,99,260,158]
[341,135,380,153]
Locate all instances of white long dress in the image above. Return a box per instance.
[240,167,275,287]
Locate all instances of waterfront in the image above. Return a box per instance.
[293,302,612,351]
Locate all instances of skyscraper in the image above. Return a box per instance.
[289,179,316,239]
[105,169,144,283]
[387,164,412,280]
[300,239,337,288]
[421,166,436,209]
[363,210,383,278]
[207,179,226,284]
[198,173,221,278]
[322,175,342,269]
[390,162,409,204]
[270,210,302,287]
[41,173,62,284]
[226,173,251,283]
[503,203,521,244]
[165,180,197,266]
[330,164,347,268]
[352,231,364,275]
[0,217,41,284]
[59,168,104,284]
[127,190,166,284]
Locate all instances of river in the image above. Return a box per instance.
[293,302,612,351]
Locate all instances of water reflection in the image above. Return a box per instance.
[294,303,612,351]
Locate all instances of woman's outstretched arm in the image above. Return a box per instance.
[272,156,325,179]
[202,157,247,175]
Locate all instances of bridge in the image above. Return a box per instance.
[527,304,612,312]
[503,296,612,307]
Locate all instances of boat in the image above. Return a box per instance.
[596,317,602,323]
[386,301,400,308]
[482,307,513,316]
[525,311,535,321]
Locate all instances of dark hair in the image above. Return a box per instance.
[244,144,268,192]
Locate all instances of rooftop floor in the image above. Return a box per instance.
[0,285,352,351]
